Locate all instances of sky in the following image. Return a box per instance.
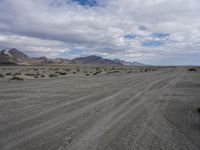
[0,0,200,65]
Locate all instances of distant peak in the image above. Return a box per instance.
[38,56,47,59]
[82,55,100,57]
[9,48,20,52]
[10,48,18,51]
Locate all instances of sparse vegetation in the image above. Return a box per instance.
[0,73,4,78]
[107,70,120,74]
[10,76,24,81]
[188,68,197,72]
[40,75,45,78]
[63,69,71,72]
[197,107,200,113]
[6,73,12,76]
[93,72,98,75]
[92,67,102,75]
[83,70,88,74]
[49,74,58,78]
[25,73,35,76]
[55,71,67,75]
[0,65,162,80]
[13,72,21,76]
[34,74,40,78]
[127,71,133,73]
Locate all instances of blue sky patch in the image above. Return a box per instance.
[151,33,170,38]
[72,0,98,7]
[64,49,85,59]
[142,40,164,47]
[124,34,136,39]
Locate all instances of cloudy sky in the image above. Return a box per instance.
[0,0,200,65]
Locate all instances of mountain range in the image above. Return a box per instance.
[0,48,143,66]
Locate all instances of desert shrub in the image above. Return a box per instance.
[63,69,71,72]
[40,75,45,78]
[0,73,4,78]
[6,73,12,76]
[13,72,21,76]
[25,73,35,76]
[152,69,156,71]
[93,72,98,75]
[106,70,120,75]
[73,72,76,74]
[34,75,39,78]
[127,71,133,73]
[112,70,120,73]
[54,68,59,71]
[197,107,200,113]
[95,67,102,74]
[60,72,67,75]
[34,73,41,78]
[188,68,197,72]
[49,74,58,78]
[55,72,67,75]
[10,76,24,81]
[86,73,90,76]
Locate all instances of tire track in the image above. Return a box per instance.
[0,69,188,150]
[0,80,145,150]
[66,70,179,150]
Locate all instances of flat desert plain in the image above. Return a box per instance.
[0,66,200,150]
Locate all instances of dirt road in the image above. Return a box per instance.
[0,68,200,150]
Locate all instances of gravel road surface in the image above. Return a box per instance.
[0,68,200,150]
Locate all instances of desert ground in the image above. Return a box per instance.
[0,66,200,150]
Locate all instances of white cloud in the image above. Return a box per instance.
[0,33,69,57]
[0,0,200,65]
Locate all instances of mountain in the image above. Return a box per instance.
[0,48,143,66]
[5,48,30,60]
[0,48,69,65]
[0,48,30,65]
[51,58,70,64]
[114,59,144,66]
[71,55,123,66]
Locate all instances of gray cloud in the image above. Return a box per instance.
[0,0,200,65]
